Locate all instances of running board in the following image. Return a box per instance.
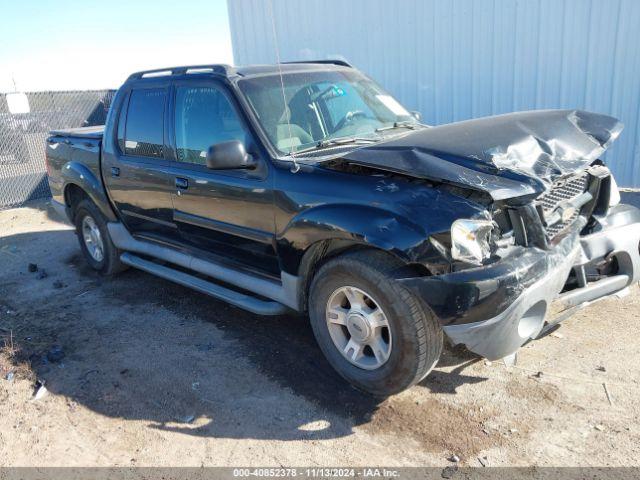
[107,222,299,310]
[120,253,289,316]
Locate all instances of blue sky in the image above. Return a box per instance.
[0,0,234,92]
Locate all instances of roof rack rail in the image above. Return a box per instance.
[126,64,235,81]
[281,59,352,68]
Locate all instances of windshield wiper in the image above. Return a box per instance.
[293,136,379,154]
[375,121,422,132]
[316,136,379,148]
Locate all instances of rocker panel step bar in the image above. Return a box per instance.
[120,252,289,316]
[107,222,299,310]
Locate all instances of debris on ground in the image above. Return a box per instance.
[509,428,518,434]
[596,365,607,372]
[52,280,65,289]
[550,332,564,339]
[478,456,488,467]
[502,352,518,367]
[37,269,48,280]
[603,382,614,406]
[180,414,195,424]
[447,454,460,463]
[5,371,14,382]
[532,371,544,379]
[594,424,605,432]
[33,380,48,400]
[441,465,458,479]
[28,263,38,273]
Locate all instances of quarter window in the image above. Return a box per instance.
[124,88,166,158]
[174,86,246,165]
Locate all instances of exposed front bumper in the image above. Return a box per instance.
[400,203,640,360]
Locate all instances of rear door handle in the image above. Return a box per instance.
[175,177,189,190]
[111,167,120,177]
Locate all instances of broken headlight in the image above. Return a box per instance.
[450,219,495,265]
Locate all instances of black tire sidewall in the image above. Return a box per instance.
[309,256,433,396]
[74,201,113,274]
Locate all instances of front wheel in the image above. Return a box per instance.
[308,250,442,396]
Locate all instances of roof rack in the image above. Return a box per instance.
[281,59,352,68]
[126,64,235,81]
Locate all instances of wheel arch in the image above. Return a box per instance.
[279,203,433,312]
[61,161,117,222]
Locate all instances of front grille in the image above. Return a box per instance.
[537,172,590,239]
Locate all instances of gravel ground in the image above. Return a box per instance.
[0,200,639,467]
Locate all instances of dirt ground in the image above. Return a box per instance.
[0,200,639,467]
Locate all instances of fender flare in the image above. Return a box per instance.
[61,161,118,222]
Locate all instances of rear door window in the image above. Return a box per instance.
[124,88,166,158]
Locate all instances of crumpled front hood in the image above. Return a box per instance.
[335,109,623,201]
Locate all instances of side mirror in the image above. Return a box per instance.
[410,111,422,122]
[206,140,256,170]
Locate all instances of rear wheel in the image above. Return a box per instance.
[309,250,442,396]
[74,199,127,275]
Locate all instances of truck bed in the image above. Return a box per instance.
[46,126,104,207]
[49,125,104,139]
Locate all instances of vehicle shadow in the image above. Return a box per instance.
[1,225,487,443]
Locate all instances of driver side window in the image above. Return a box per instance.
[174,85,246,165]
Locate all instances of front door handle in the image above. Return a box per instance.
[175,177,189,190]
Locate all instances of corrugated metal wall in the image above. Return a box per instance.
[227,0,640,187]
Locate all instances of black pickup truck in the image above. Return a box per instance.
[46,61,640,396]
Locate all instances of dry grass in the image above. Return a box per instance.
[0,328,36,382]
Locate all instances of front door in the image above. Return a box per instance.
[169,80,279,277]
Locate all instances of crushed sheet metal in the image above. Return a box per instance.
[332,110,623,201]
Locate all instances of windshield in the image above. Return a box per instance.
[238,69,418,154]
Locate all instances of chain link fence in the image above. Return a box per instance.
[0,90,116,209]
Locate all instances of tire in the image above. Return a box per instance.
[73,199,127,275]
[308,249,443,396]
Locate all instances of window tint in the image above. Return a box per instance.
[124,88,166,158]
[175,86,246,164]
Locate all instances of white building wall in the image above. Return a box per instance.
[228,0,640,187]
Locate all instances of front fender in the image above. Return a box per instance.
[61,161,117,222]
[276,203,431,274]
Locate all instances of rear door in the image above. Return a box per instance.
[103,83,179,242]
[168,79,279,276]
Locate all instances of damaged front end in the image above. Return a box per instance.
[324,109,640,360]
[401,172,640,360]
